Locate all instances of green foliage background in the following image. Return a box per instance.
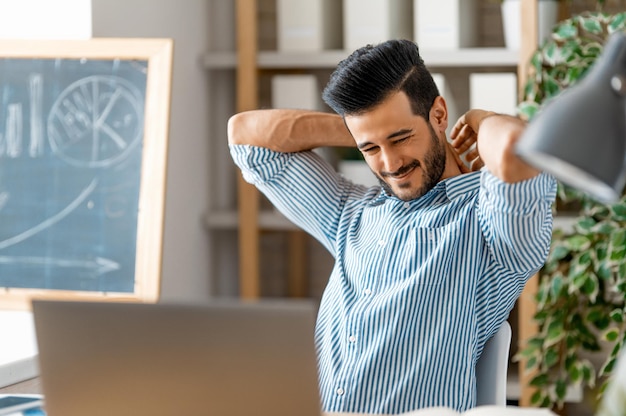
[516,11,626,410]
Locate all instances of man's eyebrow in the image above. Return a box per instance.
[357,128,414,150]
[386,128,413,140]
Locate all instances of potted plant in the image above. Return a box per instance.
[515,10,626,411]
[498,0,612,49]
[500,0,560,48]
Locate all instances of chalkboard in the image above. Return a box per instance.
[0,39,173,309]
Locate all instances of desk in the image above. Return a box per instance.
[0,377,557,416]
[0,379,349,416]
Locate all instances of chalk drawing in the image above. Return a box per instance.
[48,75,144,168]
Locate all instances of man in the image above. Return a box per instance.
[228,39,556,414]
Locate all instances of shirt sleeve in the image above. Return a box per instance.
[474,170,557,341]
[477,168,557,274]
[229,144,356,255]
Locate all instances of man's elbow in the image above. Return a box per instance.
[227,113,245,145]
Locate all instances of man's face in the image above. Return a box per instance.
[344,91,448,201]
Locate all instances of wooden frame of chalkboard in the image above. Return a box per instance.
[0,38,173,309]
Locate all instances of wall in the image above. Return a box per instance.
[92,0,216,301]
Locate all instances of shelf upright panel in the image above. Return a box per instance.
[235,0,261,299]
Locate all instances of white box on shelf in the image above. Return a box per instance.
[0,0,91,40]
[271,74,321,110]
[277,0,342,51]
[414,0,477,49]
[343,0,413,51]
[469,73,518,116]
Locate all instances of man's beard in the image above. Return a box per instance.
[377,124,447,201]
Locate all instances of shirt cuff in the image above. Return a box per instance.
[229,144,291,185]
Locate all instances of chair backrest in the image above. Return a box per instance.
[475,320,512,406]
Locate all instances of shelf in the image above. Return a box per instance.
[203,47,520,70]
[206,210,300,231]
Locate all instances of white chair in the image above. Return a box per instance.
[475,320,512,406]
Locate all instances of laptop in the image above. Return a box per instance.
[31,299,322,416]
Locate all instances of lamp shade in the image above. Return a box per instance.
[516,32,626,204]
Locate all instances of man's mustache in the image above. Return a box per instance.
[381,160,420,178]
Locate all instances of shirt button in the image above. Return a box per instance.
[377,239,386,246]
[404,202,410,209]
[336,388,345,396]
[348,335,356,343]
[364,288,372,296]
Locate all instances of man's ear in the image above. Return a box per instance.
[430,96,448,134]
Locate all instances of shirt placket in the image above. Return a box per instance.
[336,221,391,405]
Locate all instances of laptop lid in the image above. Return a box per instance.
[32,299,321,416]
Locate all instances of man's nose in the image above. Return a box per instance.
[380,150,403,174]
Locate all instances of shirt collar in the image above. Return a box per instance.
[367,171,481,206]
[442,171,481,200]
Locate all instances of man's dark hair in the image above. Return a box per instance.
[322,39,439,119]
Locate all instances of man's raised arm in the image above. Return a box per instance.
[227,109,355,152]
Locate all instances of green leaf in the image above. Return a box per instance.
[546,318,565,346]
[587,308,604,324]
[609,13,626,32]
[593,221,618,235]
[554,22,578,41]
[610,248,626,262]
[610,309,624,324]
[566,235,592,251]
[544,76,562,99]
[517,101,539,121]
[611,203,626,220]
[569,364,581,382]
[595,314,611,331]
[600,357,616,376]
[576,217,596,231]
[596,263,612,280]
[571,271,589,292]
[555,379,568,401]
[550,274,564,298]
[525,355,538,372]
[603,327,620,343]
[530,373,550,387]
[580,360,596,387]
[611,229,626,247]
[550,244,570,262]
[527,337,545,351]
[534,309,549,322]
[582,18,603,34]
[582,273,599,301]
[545,347,560,368]
[596,245,609,263]
[530,390,544,406]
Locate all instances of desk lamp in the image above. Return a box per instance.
[516,31,626,204]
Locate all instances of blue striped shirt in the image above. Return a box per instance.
[230,144,556,414]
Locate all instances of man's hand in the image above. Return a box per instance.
[449,110,540,183]
[449,110,496,172]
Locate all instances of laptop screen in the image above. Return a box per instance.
[32,299,321,416]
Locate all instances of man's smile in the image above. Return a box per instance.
[382,161,421,181]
